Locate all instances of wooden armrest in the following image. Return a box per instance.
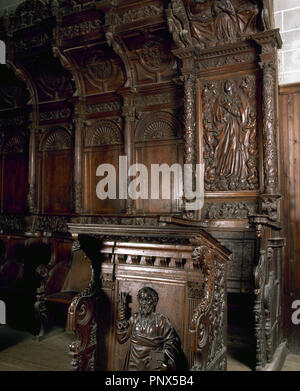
[45,291,79,304]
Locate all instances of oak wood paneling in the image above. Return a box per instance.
[3,153,28,214]
[279,83,300,353]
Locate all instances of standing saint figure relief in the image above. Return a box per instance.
[116,287,184,371]
[205,79,256,190]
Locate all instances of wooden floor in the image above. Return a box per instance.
[0,325,299,371]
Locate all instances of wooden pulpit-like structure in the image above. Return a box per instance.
[67,224,231,371]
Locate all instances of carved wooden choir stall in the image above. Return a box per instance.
[0,0,285,371]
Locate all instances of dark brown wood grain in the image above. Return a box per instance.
[279,84,300,354]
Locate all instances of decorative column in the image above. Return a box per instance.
[181,71,197,218]
[73,113,83,214]
[28,123,37,214]
[122,92,136,215]
[256,31,282,220]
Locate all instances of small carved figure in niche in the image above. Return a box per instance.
[116,287,183,371]
[236,0,259,34]
[212,0,238,41]
[204,79,256,190]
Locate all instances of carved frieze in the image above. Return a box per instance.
[134,92,178,108]
[202,76,259,191]
[31,215,70,233]
[202,201,257,219]
[40,107,72,122]
[60,19,102,39]
[0,214,27,233]
[86,102,121,115]
[113,4,163,26]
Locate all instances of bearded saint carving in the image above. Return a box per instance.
[116,287,183,371]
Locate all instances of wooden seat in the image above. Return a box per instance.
[35,245,91,339]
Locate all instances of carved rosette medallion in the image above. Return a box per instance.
[138,40,171,73]
[85,52,113,88]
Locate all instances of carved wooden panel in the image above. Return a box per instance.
[0,132,28,214]
[135,111,184,214]
[38,128,74,214]
[83,119,124,214]
[279,84,300,354]
[201,74,260,192]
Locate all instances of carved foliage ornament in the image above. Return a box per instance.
[189,246,226,370]
[203,76,259,191]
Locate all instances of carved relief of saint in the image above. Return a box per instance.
[116,287,183,371]
[212,0,238,41]
[204,79,256,190]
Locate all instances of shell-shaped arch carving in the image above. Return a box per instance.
[39,127,73,152]
[85,120,122,147]
[2,133,26,154]
[135,111,182,142]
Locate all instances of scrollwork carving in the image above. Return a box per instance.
[189,246,226,371]
[166,0,193,49]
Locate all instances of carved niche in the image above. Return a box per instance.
[116,287,184,371]
[202,76,259,191]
